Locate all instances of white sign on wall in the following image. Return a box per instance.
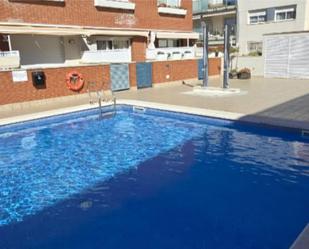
[12,70,28,82]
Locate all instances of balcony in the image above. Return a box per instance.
[0,51,20,69]
[146,47,195,61]
[81,49,131,64]
[94,0,135,10]
[157,0,187,16]
[193,0,208,14]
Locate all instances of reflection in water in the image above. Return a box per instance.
[0,108,308,249]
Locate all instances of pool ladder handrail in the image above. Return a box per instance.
[87,81,117,118]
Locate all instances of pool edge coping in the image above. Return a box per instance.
[0,99,308,134]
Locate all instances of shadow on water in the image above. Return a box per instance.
[0,126,308,249]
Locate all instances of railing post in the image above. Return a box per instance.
[202,21,209,87]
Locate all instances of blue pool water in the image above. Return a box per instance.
[0,105,308,249]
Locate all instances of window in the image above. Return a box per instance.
[97,40,113,50]
[248,42,263,54]
[96,40,129,51]
[113,40,129,49]
[157,0,181,7]
[275,7,296,21]
[249,11,267,24]
[158,39,178,48]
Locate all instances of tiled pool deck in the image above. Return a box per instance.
[0,77,309,131]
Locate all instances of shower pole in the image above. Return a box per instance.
[202,21,209,87]
[223,25,230,89]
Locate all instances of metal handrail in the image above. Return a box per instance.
[87,81,117,118]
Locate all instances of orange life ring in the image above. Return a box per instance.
[66,71,84,91]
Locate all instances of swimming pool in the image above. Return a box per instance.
[0,105,308,249]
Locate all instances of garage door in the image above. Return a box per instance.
[264,34,309,79]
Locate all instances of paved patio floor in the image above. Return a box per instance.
[0,76,308,130]
[115,77,309,130]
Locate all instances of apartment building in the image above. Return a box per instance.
[238,0,309,55]
[0,0,224,106]
[193,0,237,47]
[0,0,199,68]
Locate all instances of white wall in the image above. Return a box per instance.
[231,56,264,76]
[10,35,65,65]
[237,0,309,55]
[305,0,309,29]
[63,36,86,64]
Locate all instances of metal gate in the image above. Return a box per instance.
[198,59,204,80]
[110,63,130,91]
[264,33,309,79]
[136,62,152,89]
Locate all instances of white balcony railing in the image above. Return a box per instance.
[94,0,135,10]
[81,49,131,63]
[158,6,187,15]
[0,51,20,69]
[146,47,195,61]
[157,0,187,15]
[208,34,236,45]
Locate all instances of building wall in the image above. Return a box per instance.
[0,0,193,31]
[305,0,309,29]
[231,56,264,76]
[238,0,309,54]
[131,36,147,62]
[0,65,109,105]
[0,58,221,105]
[10,35,65,65]
[63,36,86,64]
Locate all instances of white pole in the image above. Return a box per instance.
[7,35,12,51]
[223,25,230,89]
[202,21,209,87]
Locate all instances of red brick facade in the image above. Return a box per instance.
[0,0,192,31]
[131,37,147,62]
[0,58,221,105]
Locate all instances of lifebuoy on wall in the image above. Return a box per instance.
[66,71,84,91]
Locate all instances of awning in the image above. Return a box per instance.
[0,23,198,39]
[87,29,148,37]
[0,26,87,36]
[156,32,199,40]
[0,24,149,37]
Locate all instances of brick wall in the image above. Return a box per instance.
[1,0,192,31]
[0,65,110,105]
[0,58,221,105]
[152,58,221,83]
[131,37,147,62]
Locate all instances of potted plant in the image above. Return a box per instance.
[237,68,251,79]
[171,51,182,60]
[158,2,167,7]
[229,69,238,79]
[157,51,167,60]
